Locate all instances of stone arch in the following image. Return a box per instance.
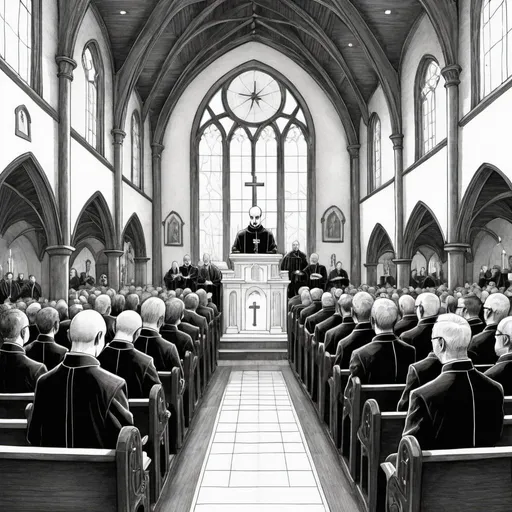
[122,213,147,258]
[366,223,395,264]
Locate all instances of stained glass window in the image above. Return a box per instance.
[420,60,441,155]
[0,0,32,83]
[480,0,512,98]
[131,111,141,188]
[370,115,381,192]
[83,46,99,149]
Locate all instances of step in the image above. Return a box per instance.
[219,340,287,350]
[219,348,288,361]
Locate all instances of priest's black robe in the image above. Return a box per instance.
[179,264,198,291]
[304,263,328,290]
[16,282,42,301]
[0,279,20,303]
[281,250,308,299]
[232,224,277,254]
[197,263,222,311]
[327,268,349,289]
[164,268,181,290]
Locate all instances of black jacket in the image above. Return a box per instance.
[305,306,336,335]
[54,319,71,350]
[304,264,327,290]
[25,335,68,371]
[102,314,117,344]
[403,359,504,450]
[183,310,208,336]
[397,352,442,412]
[400,316,438,362]
[333,321,374,368]
[299,301,322,325]
[394,314,418,338]
[0,342,47,392]
[160,324,195,359]
[468,317,485,338]
[314,314,344,348]
[324,316,356,355]
[349,333,416,384]
[179,321,200,342]
[485,352,512,395]
[27,352,133,448]
[134,328,183,379]
[469,324,499,364]
[98,340,161,399]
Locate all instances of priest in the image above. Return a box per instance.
[304,253,328,290]
[179,254,198,291]
[196,253,222,309]
[281,240,308,299]
[327,261,349,289]
[232,205,277,254]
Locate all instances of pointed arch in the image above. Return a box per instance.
[366,223,395,264]
[404,201,446,259]
[122,213,147,258]
[72,191,116,249]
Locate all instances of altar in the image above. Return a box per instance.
[221,254,290,341]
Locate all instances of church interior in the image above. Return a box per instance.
[2,0,512,511]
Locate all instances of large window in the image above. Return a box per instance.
[131,111,142,189]
[0,0,32,83]
[417,59,441,157]
[82,43,103,151]
[369,114,381,193]
[480,0,512,98]
[194,68,312,262]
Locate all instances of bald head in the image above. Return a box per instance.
[249,205,262,227]
[94,294,111,316]
[69,310,106,355]
[114,310,143,343]
[0,309,29,345]
[321,292,335,308]
[432,313,471,363]
[165,298,185,325]
[310,288,323,301]
[398,295,415,316]
[140,297,166,329]
[309,253,319,265]
[352,292,374,323]
[371,298,398,332]
[415,293,440,320]
[484,293,511,325]
[184,293,199,311]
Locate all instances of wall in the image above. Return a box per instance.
[161,42,351,272]
[41,0,59,110]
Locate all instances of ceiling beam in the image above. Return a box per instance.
[3,183,46,234]
[57,0,91,57]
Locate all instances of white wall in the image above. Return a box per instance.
[161,42,351,272]
[41,0,59,110]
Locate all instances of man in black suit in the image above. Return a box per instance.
[183,293,209,341]
[161,299,196,359]
[55,304,82,350]
[196,289,214,324]
[94,294,116,344]
[179,254,198,292]
[485,316,512,395]
[457,295,485,337]
[403,313,504,450]
[281,241,308,299]
[349,298,415,384]
[25,307,67,370]
[333,291,375,368]
[324,294,355,355]
[394,295,418,337]
[469,293,510,364]
[299,288,323,326]
[305,292,336,337]
[98,310,161,399]
[27,310,133,448]
[400,292,440,361]
[314,290,344,348]
[134,297,183,382]
[25,302,41,343]
[0,309,47,392]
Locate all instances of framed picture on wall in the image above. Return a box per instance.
[163,211,184,246]
[15,105,31,142]
[321,205,346,243]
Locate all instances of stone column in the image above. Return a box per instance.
[445,243,469,289]
[441,65,462,244]
[364,263,378,286]
[134,257,150,287]
[393,259,412,290]
[55,56,77,246]
[112,129,126,247]
[152,143,164,287]
[348,144,361,285]
[46,245,75,301]
[104,250,124,291]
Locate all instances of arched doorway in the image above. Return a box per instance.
[366,224,395,286]
[121,213,148,287]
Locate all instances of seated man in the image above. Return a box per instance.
[134,297,184,380]
[403,314,504,450]
[55,304,81,349]
[401,292,440,361]
[469,292,510,364]
[485,316,512,395]
[183,293,209,340]
[305,292,336,336]
[324,294,355,355]
[298,288,323,327]
[27,310,133,448]
[349,298,415,384]
[394,295,418,337]
[333,292,375,368]
[25,302,41,343]
[457,295,485,337]
[94,294,116,344]
[161,298,196,359]
[0,309,47,392]
[207,294,219,317]
[98,310,161,399]
[196,289,214,324]
[314,290,345,349]
[25,307,67,370]
[125,293,140,312]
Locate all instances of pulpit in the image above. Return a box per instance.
[221,254,290,341]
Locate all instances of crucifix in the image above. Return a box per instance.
[249,301,260,327]
[244,173,264,206]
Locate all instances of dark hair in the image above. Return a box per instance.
[28,275,35,280]
[36,307,59,335]
[5,272,13,278]
[111,294,126,316]
[463,295,482,317]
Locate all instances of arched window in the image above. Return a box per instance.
[416,58,441,157]
[131,111,142,188]
[82,43,103,152]
[369,114,381,193]
[480,0,512,99]
[193,67,313,262]
[0,0,32,83]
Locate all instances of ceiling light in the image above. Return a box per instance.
[348,43,354,47]
[120,10,127,15]
[384,9,392,15]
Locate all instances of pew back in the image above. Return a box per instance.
[0,392,33,418]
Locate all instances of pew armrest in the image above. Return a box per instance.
[380,461,395,481]
[142,452,151,471]
[141,435,149,446]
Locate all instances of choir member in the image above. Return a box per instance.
[394,295,418,337]
[0,272,20,303]
[327,261,349,290]
[179,254,198,291]
[164,261,182,290]
[280,241,308,299]
[303,254,327,290]
[17,275,42,301]
[69,268,80,290]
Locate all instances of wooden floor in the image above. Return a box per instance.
[155,363,360,512]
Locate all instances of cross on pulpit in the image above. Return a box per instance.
[249,301,260,327]
[244,173,264,205]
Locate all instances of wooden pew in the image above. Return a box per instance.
[328,366,351,447]
[182,351,197,428]
[296,320,306,383]
[158,367,185,453]
[0,426,150,511]
[0,393,33,418]
[303,328,313,392]
[358,400,512,512]
[340,377,404,481]
[381,435,512,512]
[316,343,332,424]
[0,418,29,445]
[506,396,512,415]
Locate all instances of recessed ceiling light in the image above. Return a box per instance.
[120,10,127,15]
[385,9,392,15]
[348,43,354,47]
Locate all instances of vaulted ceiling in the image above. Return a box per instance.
[85,0,455,145]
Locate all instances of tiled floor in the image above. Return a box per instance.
[190,370,330,511]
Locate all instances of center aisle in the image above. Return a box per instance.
[190,370,329,511]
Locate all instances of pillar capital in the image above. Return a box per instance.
[441,64,462,87]
[390,133,404,150]
[392,258,413,265]
[55,56,77,81]
[134,257,150,263]
[45,245,75,257]
[151,143,165,159]
[444,242,470,254]
[111,128,126,145]
[364,263,378,268]
[104,249,125,258]
[347,144,361,159]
